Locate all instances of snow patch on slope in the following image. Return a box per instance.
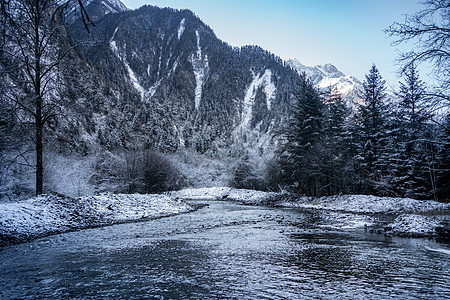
[101,1,118,14]
[109,28,153,101]
[109,27,119,53]
[169,58,179,77]
[124,60,146,99]
[241,69,276,128]
[149,79,162,98]
[191,30,209,110]
[107,0,128,11]
[177,18,186,39]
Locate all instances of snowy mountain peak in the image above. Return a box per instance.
[286,58,363,109]
[66,0,128,24]
[106,0,128,11]
[316,63,345,78]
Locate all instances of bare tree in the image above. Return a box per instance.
[0,0,91,195]
[385,0,449,107]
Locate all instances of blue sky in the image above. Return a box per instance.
[120,0,424,87]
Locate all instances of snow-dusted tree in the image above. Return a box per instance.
[0,0,90,195]
[230,154,261,190]
[279,76,324,196]
[398,64,430,133]
[321,90,354,194]
[356,65,392,194]
[435,114,450,202]
[386,0,450,108]
[394,64,434,198]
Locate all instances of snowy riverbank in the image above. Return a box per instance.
[170,187,280,204]
[278,194,450,237]
[0,193,194,247]
[172,187,450,238]
[1,188,449,246]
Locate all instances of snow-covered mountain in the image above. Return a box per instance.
[67,4,303,154]
[286,59,363,110]
[5,0,360,158]
[65,0,128,24]
[63,1,366,156]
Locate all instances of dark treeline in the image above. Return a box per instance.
[269,64,449,202]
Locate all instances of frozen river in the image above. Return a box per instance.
[1,200,449,299]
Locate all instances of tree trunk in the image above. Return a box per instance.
[36,120,43,195]
[34,0,43,195]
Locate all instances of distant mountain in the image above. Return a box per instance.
[286,59,363,110]
[66,0,128,24]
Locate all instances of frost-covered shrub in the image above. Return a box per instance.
[167,150,234,188]
[92,149,184,194]
[90,150,125,193]
[0,152,35,202]
[138,150,184,193]
[44,152,96,197]
[230,155,268,191]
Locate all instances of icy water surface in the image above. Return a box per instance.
[0,200,449,299]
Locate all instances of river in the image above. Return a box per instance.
[1,200,449,299]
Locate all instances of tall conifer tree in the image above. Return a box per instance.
[395,64,433,198]
[357,64,391,194]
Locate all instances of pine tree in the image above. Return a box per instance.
[280,76,324,196]
[435,114,450,202]
[322,90,353,194]
[394,64,433,198]
[356,64,391,194]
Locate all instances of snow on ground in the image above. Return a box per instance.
[279,194,450,214]
[0,193,194,247]
[279,194,449,237]
[227,188,279,205]
[386,214,443,237]
[172,188,449,237]
[315,211,376,230]
[171,187,230,200]
[170,187,279,204]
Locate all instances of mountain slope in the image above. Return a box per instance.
[69,5,304,153]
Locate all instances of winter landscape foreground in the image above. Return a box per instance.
[1,188,449,247]
[1,189,449,299]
